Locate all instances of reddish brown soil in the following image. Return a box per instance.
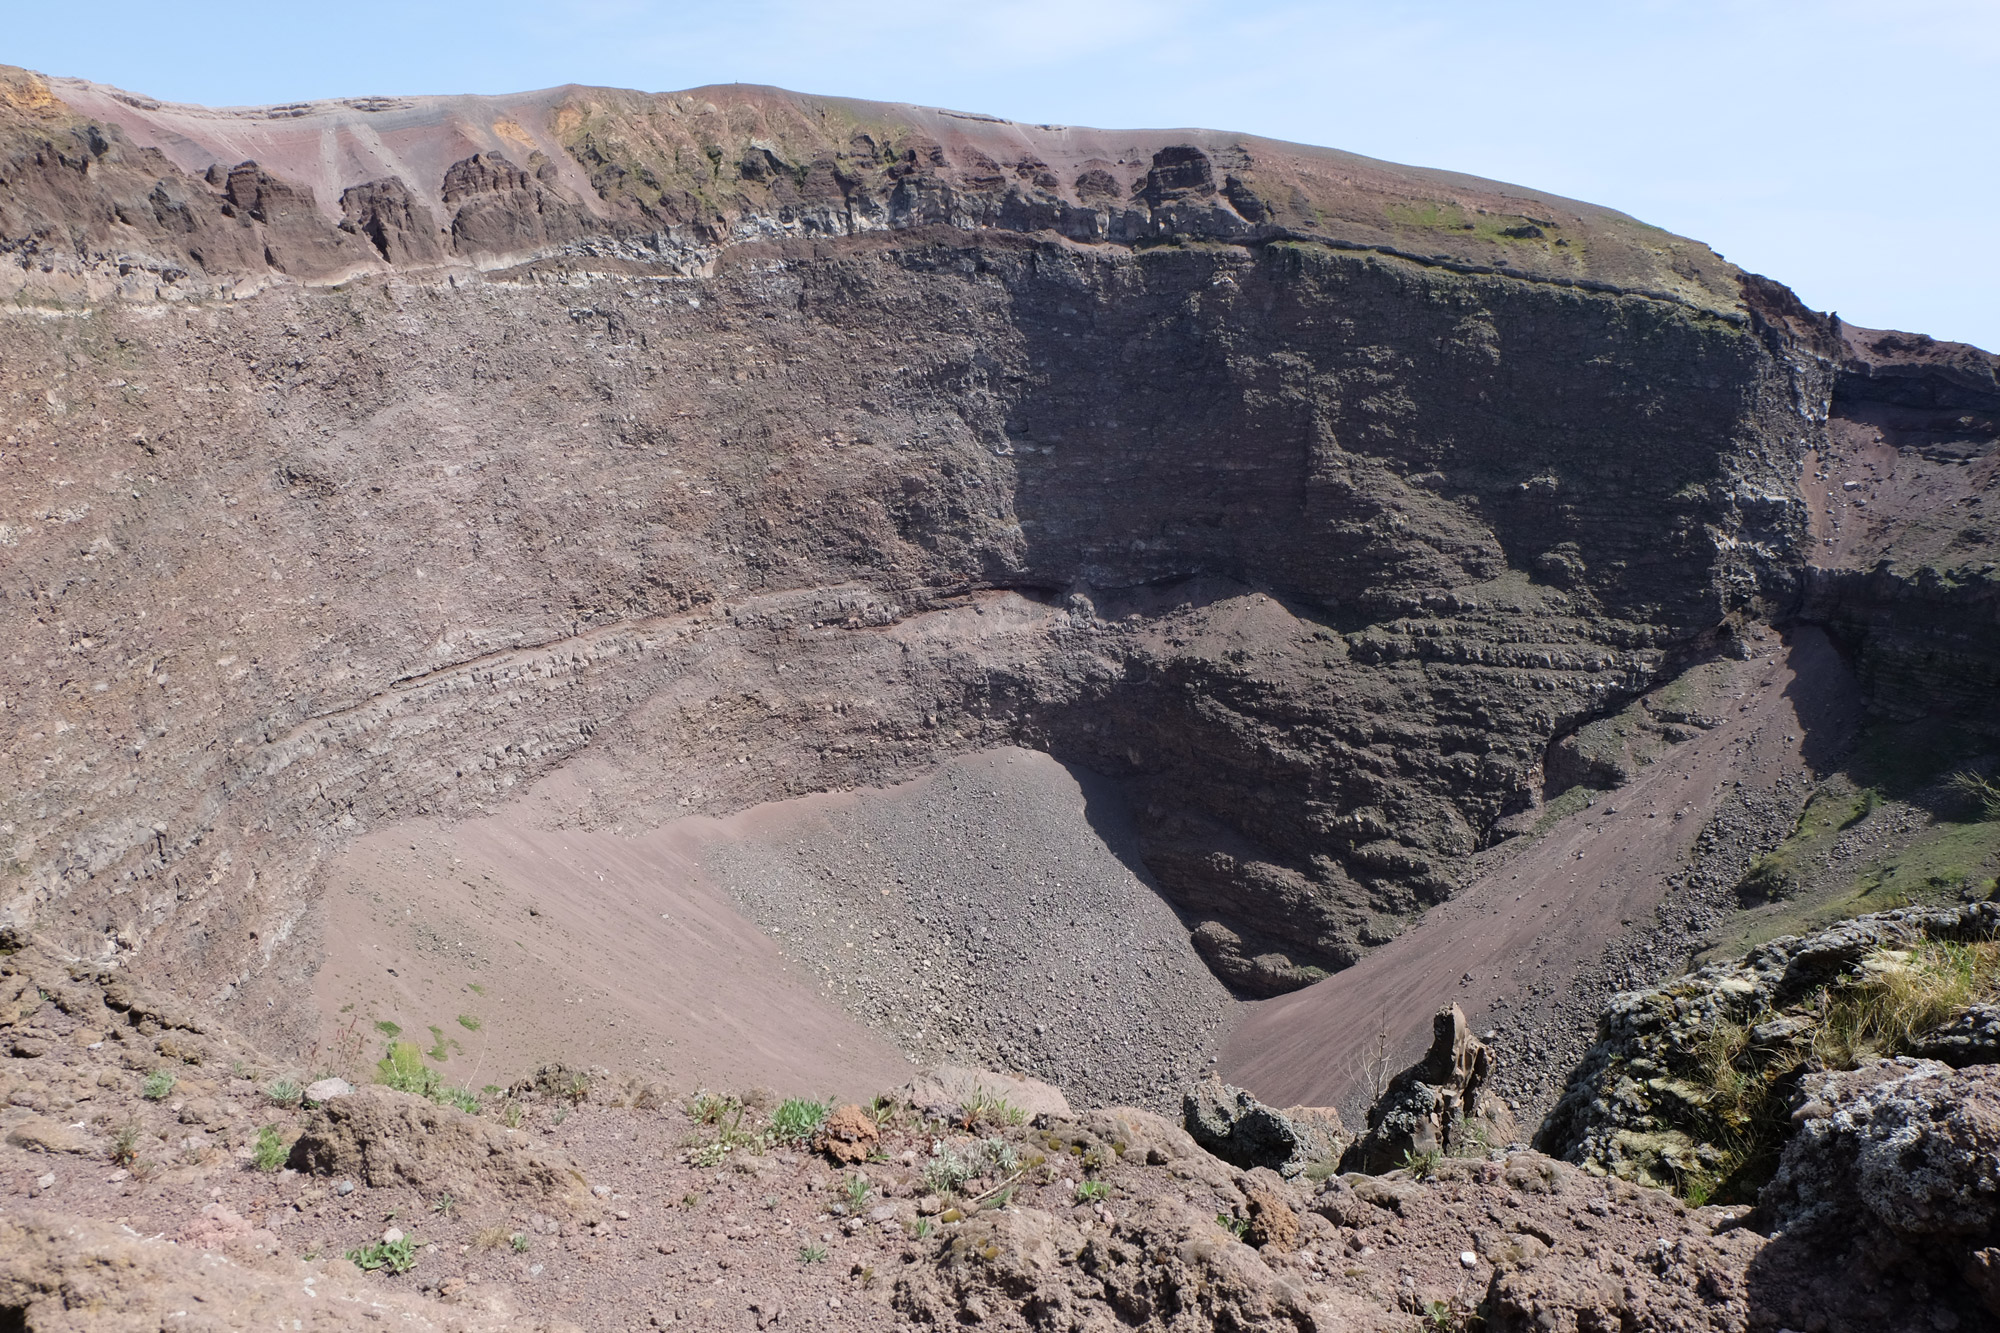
[311,763,914,1102]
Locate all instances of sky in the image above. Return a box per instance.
[9,0,1997,350]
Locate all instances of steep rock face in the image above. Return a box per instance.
[1795,324,2000,734]
[0,231,1823,1016]
[0,64,1938,1028]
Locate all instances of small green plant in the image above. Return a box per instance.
[1216,1212,1249,1239]
[425,1025,450,1062]
[467,983,486,996]
[141,1069,176,1101]
[923,1142,972,1196]
[680,1193,700,1209]
[1397,1147,1443,1179]
[253,1125,288,1172]
[844,1174,871,1210]
[374,1020,402,1039]
[266,1079,301,1107]
[912,1217,934,1239]
[770,1097,829,1143]
[1075,1180,1107,1203]
[961,1090,1026,1127]
[1423,1297,1465,1331]
[509,1232,530,1253]
[1448,1114,1495,1159]
[686,1090,739,1124]
[440,1086,479,1114]
[799,1244,827,1264]
[432,1193,456,1218]
[109,1121,141,1168]
[456,1014,482,1031]
[376,1041,442,1098]
[347,1235,418,1274]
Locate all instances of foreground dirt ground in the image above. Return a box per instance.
[0,935,1921,1333]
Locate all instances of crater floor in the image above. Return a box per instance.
[311,748,1235,1111]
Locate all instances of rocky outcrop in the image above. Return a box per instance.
[1341,1004,1517,1173]
[905,1066,1073,1123]
[1182,1076,1349,1178]
[440,152,586,258]
[1793,323,2000,736]
[1539,902,2000,1189]
[289,1086,594,1211]
[1741,1059,2000,1327]
[1762,1059,2000,1238]
[339,176,444,265]
[1915,1003,2000,1065]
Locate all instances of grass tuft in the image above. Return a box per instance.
[347,1234,418,1274]
[769,1097,828,1144]
[253,1125,288,1172]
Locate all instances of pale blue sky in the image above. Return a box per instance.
[10,1,1997,350]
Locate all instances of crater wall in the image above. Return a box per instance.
[2,66,1986,1060]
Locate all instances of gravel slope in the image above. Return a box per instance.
[703,748,1237,1111]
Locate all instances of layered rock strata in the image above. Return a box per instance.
[0,63,1992,1038]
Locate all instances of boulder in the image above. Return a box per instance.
[288,1085,592,1211]
[1744,1058,2000,1324]
[3,1115,96,1155]
[1913,1003,2000,1067]
[813,1104,880,1164]
[904,1065,1071,1122]
[1341,1004,1514,1174]
[1182,1075,1349,1178]
[1761,1058,2000,1238]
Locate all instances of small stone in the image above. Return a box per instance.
[304,1077,354,1103]
[382,1227,404,1244]
[592,1184,613,1197]
[35,1172,56,1190]
[1460,1250,1479,1269]
[335,1179,355,1196]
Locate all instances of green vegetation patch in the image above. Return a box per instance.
[1670,939,2000,1204]
[769,1098,828,1144]
[1383,200,1560,246]
[1706,795,2000,963]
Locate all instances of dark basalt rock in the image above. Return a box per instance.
[1341,1004,1516,1173]
[1182,1075,1348,1178]
[339,176,443,266]
[1914,1003,2000,1066]
[1750,1059,2000,1324]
